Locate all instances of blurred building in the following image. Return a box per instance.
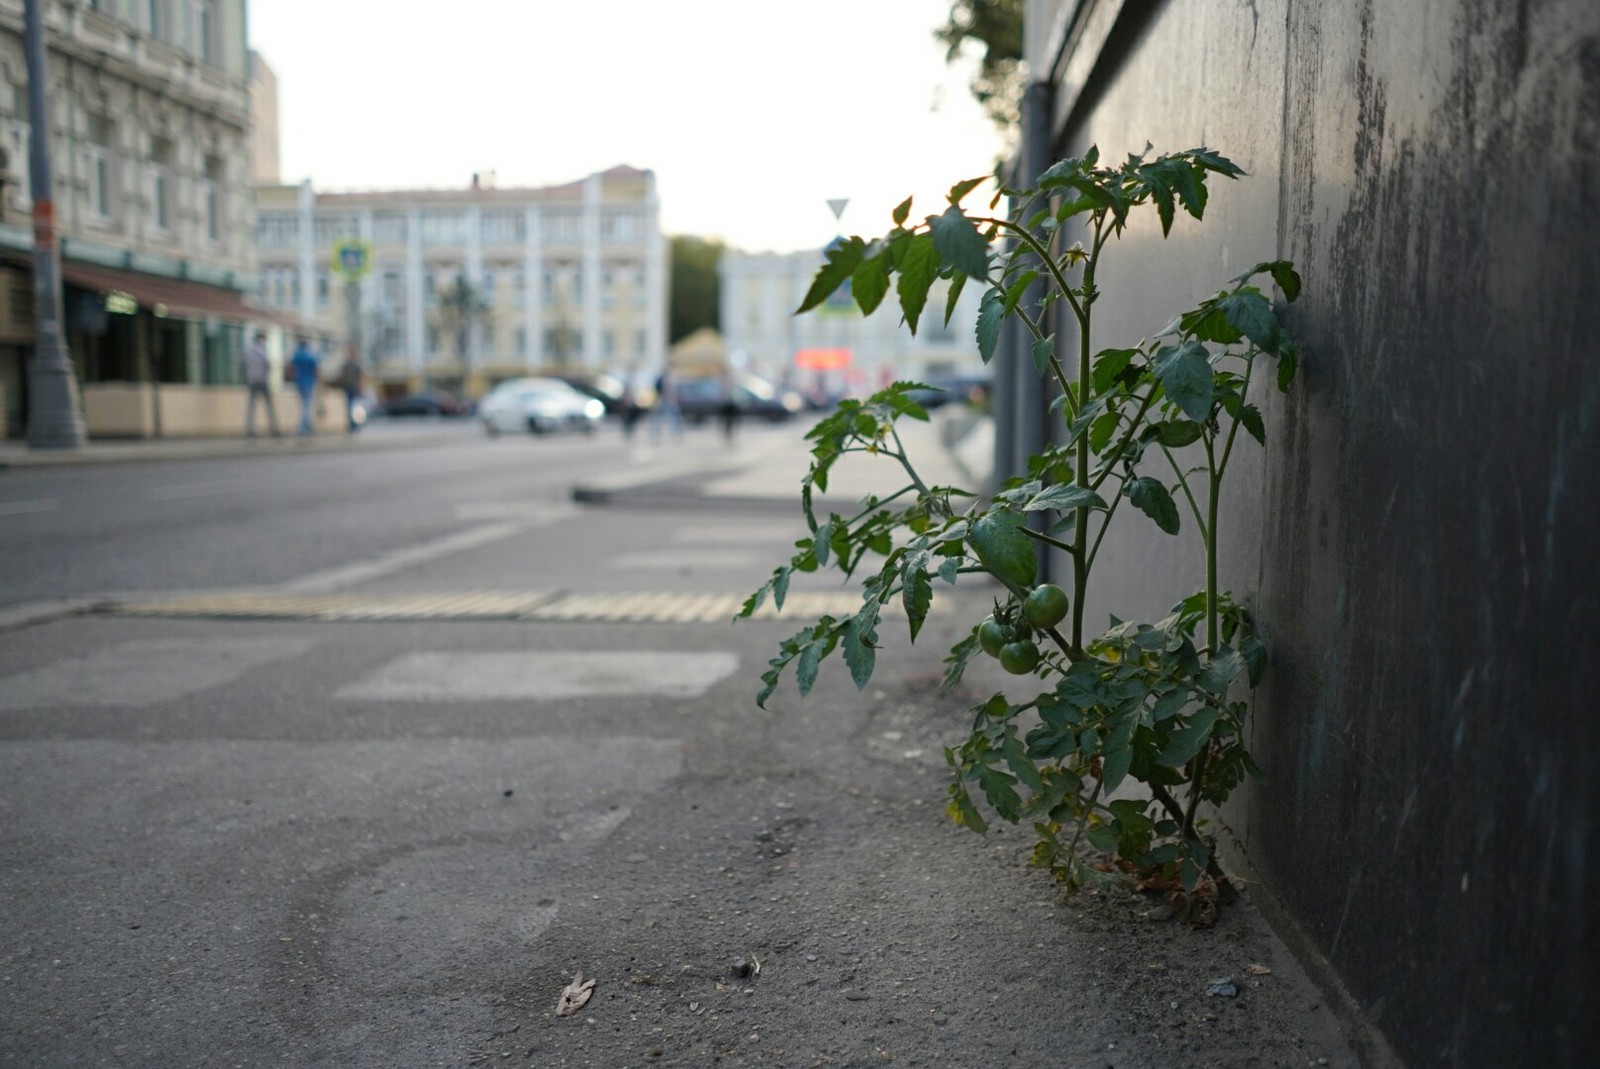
[252,166,666,400]
[246,49,277,185]
[0,0,280,438]
[719,246,983,401]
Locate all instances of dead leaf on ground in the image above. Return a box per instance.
[1246,963,1272,976]
[556,971,597,1017]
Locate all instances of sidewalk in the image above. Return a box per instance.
[0,419,471,469]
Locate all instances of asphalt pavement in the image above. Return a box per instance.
[0,413,1368,1067]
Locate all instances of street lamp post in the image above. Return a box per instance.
[23,0,86,449]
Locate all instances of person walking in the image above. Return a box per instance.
[241,331,280,437]
[652,367,683,441]
[337,349,364,433]
[289,338,320,436]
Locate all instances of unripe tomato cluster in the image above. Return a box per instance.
[977,584,1068,674]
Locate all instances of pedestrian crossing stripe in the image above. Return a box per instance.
[107,589,942,625]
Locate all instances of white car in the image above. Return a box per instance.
[479,377,605,436]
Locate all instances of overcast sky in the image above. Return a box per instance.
[247,0,1006,253]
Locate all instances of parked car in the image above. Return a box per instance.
[675,374,806,424]
[375,389,473,417]
[904,372,992,410]
[478,377,605,436]
[549,371,629,416]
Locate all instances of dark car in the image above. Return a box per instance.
[550,372,628,416]
[904,373,991,410]
[675,374,805,424]
[375,389,473,417]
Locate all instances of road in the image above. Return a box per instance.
[0,421,1362,1068]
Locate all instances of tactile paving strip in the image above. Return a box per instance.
[107,589,920,624]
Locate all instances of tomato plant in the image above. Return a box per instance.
[738,146,1301,896]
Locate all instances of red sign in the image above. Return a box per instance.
[795,348,852,370]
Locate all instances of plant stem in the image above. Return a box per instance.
[1203,437,1219,654]
[1160,445,1208,540]
[1070,218,1102,651]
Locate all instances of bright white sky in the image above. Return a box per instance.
[247,0,1006,253]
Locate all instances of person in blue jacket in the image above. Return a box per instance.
[289,338,320,435]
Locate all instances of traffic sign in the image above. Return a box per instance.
[330,239,372,281]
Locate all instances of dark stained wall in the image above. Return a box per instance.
[1030,1,1599,1063]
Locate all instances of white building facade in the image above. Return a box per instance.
[253,166,666,398]
[719,245,985,398]
[0,0,263,437]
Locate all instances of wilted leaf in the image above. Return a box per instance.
[556,971,596,1017]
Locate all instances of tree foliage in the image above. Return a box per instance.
[669,236,724,345]
[937,0,1024,132]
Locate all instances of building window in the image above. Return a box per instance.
[202,155,223,242]
[374,213,407,244]
[315,216,357,245]
[481,212,523,244]
[147,0,167,41]
[381,270,403,309]
[602,330,615,357]
[256,214,297,248]
[511,271,525,307]
[514,328,526,355]
[85,115,114,221]
[316,272,330,308]
[421,213,464,245]
[481,272,495,305]
[635,329,646,355]
[149,136,173,233]
[194,1,218,64]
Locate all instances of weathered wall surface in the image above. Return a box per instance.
[1034,1,1599,1063]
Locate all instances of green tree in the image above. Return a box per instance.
[669,235,723,344]
[434,274,492,364]
[937,0,1024,132]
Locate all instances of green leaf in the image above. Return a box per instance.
[1197,646,1245,694]
[948,176,987,205]
[930,206,990,280]
[842,602,880,690]
[1002,270,1039,316]
[941,631,980,690]
[967,509,1038,588]
[1156,706,1221,766]
[896,233,939,334]
[1125,477,1180,535]
[1086,822,1120,852]
[851,254,891,315]
[946,777,987,833]
[1277,341,1299,392]
[796,237,865,314]
[1151,341,1214,423]
[1271,261,1302,301]
[813,520,834,566]
[1154,419,1204,448]
[1218,290,1279,350]
[937,556,962,585]
[1000,730,1043,792]
[795,623,832,697]
[892,196,912,227]
[1240,634,1267,687]
[1138,165,1176,236]
[1151,687,1191,722]
[975,288,1005,364]
[1236,403,1265,445]
[974,765,1022,823]
[1091,348,1139,393]
[943,271,968,328]
[1100,701,1140,793]
[1187,147,1245,178]
[901,555,933,642]
[1030,336,1056,376]
[1023,484,1108,513]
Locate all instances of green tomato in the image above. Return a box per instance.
[1022,584,1069,629]
[977,616,1008,657]
[999,640,1041,675]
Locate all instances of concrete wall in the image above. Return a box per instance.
[83,382,340,438]
[1026,1,1599,1063]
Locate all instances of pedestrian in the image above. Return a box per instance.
[337,349,364,433]
[652,367,683,440]
[718,370,742,444]
[241,331,280,437]
[619,368,646,438]
[289,337,320,435]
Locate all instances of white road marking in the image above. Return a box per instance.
[280,512,572,593]
[0,636,313,709]
[610,549,761,569]
[671,521,799,543]
[0,499,59,515]
[335,650,740,702]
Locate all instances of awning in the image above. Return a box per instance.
[59,261,275,325]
